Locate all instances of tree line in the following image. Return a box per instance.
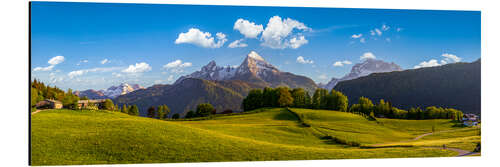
[31,79,80,110]
[242,87,463,121]
[242,87,348,112]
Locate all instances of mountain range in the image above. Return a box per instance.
[76,51,480,117]
[319,58,402,90]
[115,51,318,117]
[334,59,481,115]
[74,83,144,99]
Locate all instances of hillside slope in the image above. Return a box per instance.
[31,109,458,165]
[334,60,480,114]
[114,78,245,117]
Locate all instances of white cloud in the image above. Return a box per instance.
[289,36,308,49]
[122,62,152,74]
[296,56,314,64]
[48,55,65,65]
[33,65,55,72]
[414,59,441,69]
[76,60,88,66]
[318,74,328,80]
[382,24,390,31]
[34,55,65,72]
[112,72,123,78]
[442,53,462,63]
[370,28,382,36]
[167,75,175,82]
[174,28,227,48]
[163,60,192,73]
[351,34,362,39]
[333,60,352,67]
[396,27,403,32]
[414,53,462,69]
[375,28,382,36]
[360,38,366,43]
[228,39,248,48]
[100,59,109,64]
[68,70,84,78]
[360,52,376,60]
[261,16,311,49]
[68,67,122,78]
[233,18,264,38]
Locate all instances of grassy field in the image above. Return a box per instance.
[31,108,477,165]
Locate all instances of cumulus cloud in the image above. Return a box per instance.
[122,62,152,74]
[68,70,84,78]
[175,28,227,48]
[289,36,308,49]
[333,60,352,67]
[414,53,462,69]
[360,52,376,60]
[296,56,314,64]
[442,53,462,63]
[261,16,311,49]
[163,60,192,73]
[351,34,362,39]
[100,59,109,64]
[33,55,65,72]
[414,59,441,69]
[48,56,65,65]
[228,39,248,48]
[233,18,264,38]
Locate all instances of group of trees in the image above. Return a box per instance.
[147,105,171,119]
[340,97,463,121]
[120,104,140,116]
[242,87,348,112]
[242,86,464,121]
[31,79,80,110]
[184,103,216,119]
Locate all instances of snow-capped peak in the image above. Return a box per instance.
[247,51,265,61]
[100,83,144,98]
[321,58,402,90]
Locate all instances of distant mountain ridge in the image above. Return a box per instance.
[321,58,403,91]
[334,59,481,115]
[74,83,144,99]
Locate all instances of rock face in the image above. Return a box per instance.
[101,83,144,98]
[322,58,402,91]
[176,51,317,93]
[174,61,237,84]
[74,83,144,99]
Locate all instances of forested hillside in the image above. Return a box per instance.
[334,60,481,115]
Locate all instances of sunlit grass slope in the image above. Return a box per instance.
[289,108,462,145]
[31,109,458,165]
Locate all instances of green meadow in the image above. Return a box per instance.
[30,108,479,165]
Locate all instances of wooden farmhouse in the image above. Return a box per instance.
[35,99,63,109]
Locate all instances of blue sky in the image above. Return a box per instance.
[30,2,480,90]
